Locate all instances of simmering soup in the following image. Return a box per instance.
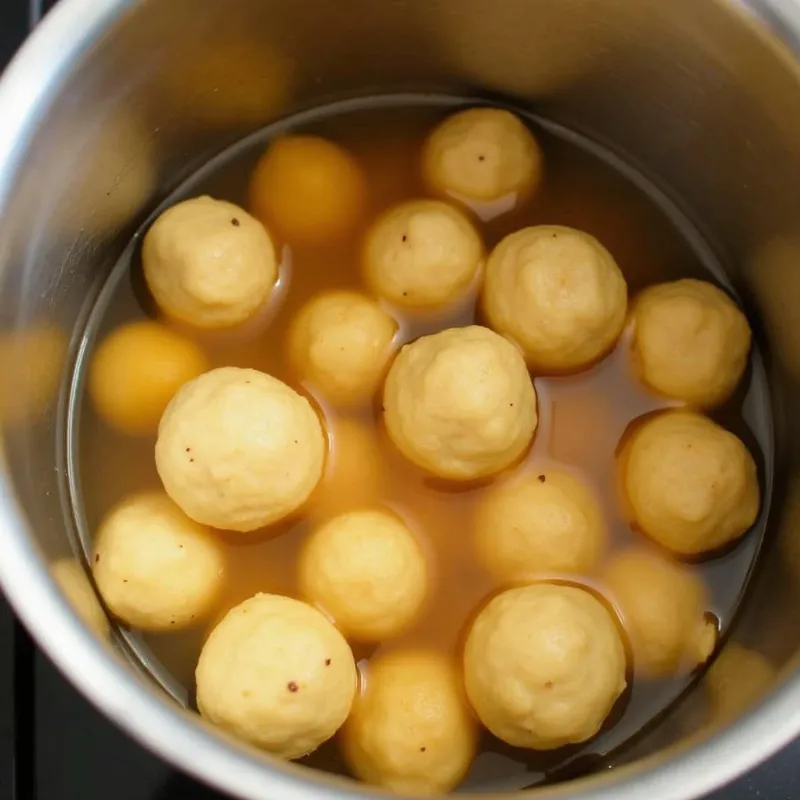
[71,97,772,792]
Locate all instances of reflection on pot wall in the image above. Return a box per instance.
[2,0,800,783]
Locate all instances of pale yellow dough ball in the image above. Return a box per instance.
[422,107,543,203]
[475,469,606,582]
[196,593,357,759]
[342,650,477,794]
[621,411,760,555]
[631,279,751,407]
[92,492,224,631]
[155,367,325,532]
[464,583,627,750]
[89,321,209,435]
[299,509,429,641]
[288,291,397,406]
[383,326,537,480]
[483,225,627,372]
[603,549,717,677]
[51,558,109,638]
[310,418,384,518]
[143,195,277,329]
[364,200,483,308]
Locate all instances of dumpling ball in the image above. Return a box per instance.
[92,492,224,631]
[156,367,325,532]
[422,108,543,204]
[288,291,397,406]
[196,593,357,759]
[250,135,367,245]
[51,558,109,638]
[603,549,717,677]
[364,200,483,308]
[383,326,537,480]
[299,509,429,641]
[310,418,384,518]
[483,225,627,372]
[621,410,759,555]
[342,650,477,794]
[631,278,752,407]
[89,321,209,435]
[464,583,627,749]
[143,196,278,329]
[475,469,606,582]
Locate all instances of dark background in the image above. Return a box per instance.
[0,3,798,799]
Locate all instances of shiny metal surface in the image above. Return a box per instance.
[1,0,800,798]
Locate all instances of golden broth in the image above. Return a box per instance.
[74,98,772,788]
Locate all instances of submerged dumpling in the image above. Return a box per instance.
[475,469,606,581]
[342,650,477,793]
[299,508,429,641]
[603,549,717,676]
[287,290,397,406]
[250,135,367,245]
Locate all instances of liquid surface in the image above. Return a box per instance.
[70,97,773,790]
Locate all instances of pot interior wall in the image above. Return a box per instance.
[2,0,800,791]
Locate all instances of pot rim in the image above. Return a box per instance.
[0,1,798,798]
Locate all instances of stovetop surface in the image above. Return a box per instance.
[1,4,799,799]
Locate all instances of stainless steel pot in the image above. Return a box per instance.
[2,0,800,797]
